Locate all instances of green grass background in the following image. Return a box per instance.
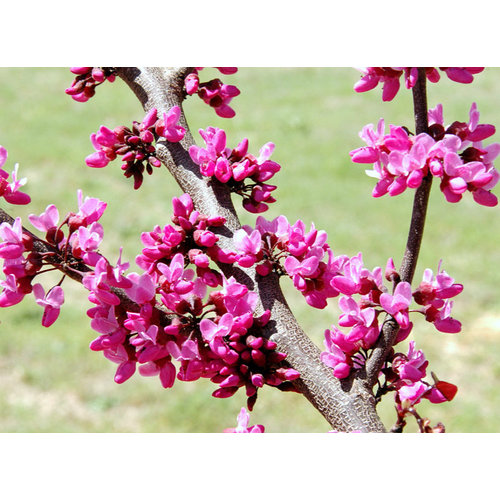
[0,67,499,432]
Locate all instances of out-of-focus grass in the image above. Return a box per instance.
[0,67,499,432]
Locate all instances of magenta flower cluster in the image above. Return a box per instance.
[354,67,484,101]
[85,107,186,189]
[184,67,240,118]
[320,259,463,380]
[387,341,458,414]
[0,186,299,410]
[87,192,299,410]
[350,103,499,206]
[233,215,341,308]
[231,209,462,421]
[0,146,30,206]
[0,188,107,326]
[234,215,460,324]
[65,67,117,102]
[189,127,281,213]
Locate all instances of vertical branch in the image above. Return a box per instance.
[399,68,432,283]
[364,68,432,388]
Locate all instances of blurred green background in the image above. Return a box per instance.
[0,67,499,432]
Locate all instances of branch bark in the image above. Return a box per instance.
[364,68,432,389]
[114,67,386,432]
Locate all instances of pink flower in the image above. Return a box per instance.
[354,67,484,101]
[354,67,404,102]
[413,261,463,308]
[0,147,31,205]
[124,272,156,304]
[157,253,194,295]
[223,407,265,433]
[65,67,116,102]
[431,300,462,334]
[28,204,60,232]
[103,345,137,384]
[0,273,27,307]
[284,254,320,289]
[172,192,194,219]
[233,228,262,267]
[69,222,104,264]
[155,106,186,143]
[32,283,65,327]
[398,381,428,405]
[89,305,120,335]
[83,258,121,306]
[331,252,377,296]
[320,338,351,379]
[139,358,177,388]
[185,68,240,118]
[75,190,107,226]
[0,217,27,259]
[221,277,258,317]
[167,338,200,362]
[200,313,234,342]
[379,281,412,328]
[392,341,428,383]
[440,67,484,84]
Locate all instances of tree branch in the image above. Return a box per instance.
[115,67,386,432]
[364,68,432,389]
[0,207,166,315]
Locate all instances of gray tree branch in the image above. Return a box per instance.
[114,67,386,432]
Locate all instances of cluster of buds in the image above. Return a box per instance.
[0,189,107,326]
[0,187,300,411]
[350,103,499,206]
[233,215,376,309]
[354,67,484,101]
[200,298,300,410]
[136,192,235,286]
[189,127,280,213]
[184,67,240,118]
[382,341,458,432]
[320,258,463,380]
[65,67,117,102]
[85,107,186,189]
[76,193,299,410]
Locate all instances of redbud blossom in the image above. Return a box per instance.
[65,67,116,102]
[0,146,30,205]
[32,284,64,327]
[184,68,240,118]
[85,108,185,189]
[189,127,280,213]
[223,407,265,433]
[354,67,484,101]
[351,103,499,206]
